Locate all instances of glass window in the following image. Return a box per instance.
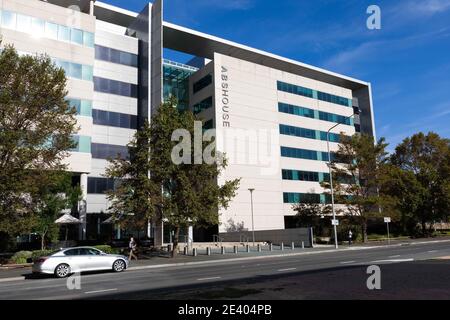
[45,21,58,40]
[93,109,108,125]
[67,99,81,113]
[31,17,45,38]
[70,63,82,79]
[80,100,92,117]
[95,45,109,61]
[1,10,16,29]
[71,28,83,45]
[82,65,93,81]
[110,48,120,64]
[58,25,70,42]
[193,74,212,94]
[119,113,130,128]
[119,82,130,96]
[83,31,94,47]
[108,112,120,127]
[16,14,31,33]
[64,249,80,256]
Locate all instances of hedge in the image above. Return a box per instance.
[94,245,120,254]
[10,251,33,264]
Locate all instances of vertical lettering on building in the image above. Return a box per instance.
[221,66,230,127]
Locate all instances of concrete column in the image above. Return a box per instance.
[78,173,88,241]
[89,1,94,15]
[188,225,193,247]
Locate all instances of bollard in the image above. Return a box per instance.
[280,242,284,251]
[257,244,261,252]
[234,246,238,254]
[291,242,295,250]
[183,246,188,255]
[301,241,305,249]
[269,243,273,251]
[206,247,211,256]
[246,245,250,253]
[193,248,197,257]
[221,246,226,255]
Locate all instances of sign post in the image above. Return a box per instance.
[384,217,391,244]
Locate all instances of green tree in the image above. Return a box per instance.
[292,193,332,227]
[34,172,82,250]
[389,132,450,235]
[105,120,160,234]
[149,98,240,257]
[324,133,391,243]
[105,98,240,256]
[379,165,424,235]
[0,43,78,236]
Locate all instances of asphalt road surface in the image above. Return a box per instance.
[1,240,449,300]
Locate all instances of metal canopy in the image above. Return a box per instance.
[162,22,369,91]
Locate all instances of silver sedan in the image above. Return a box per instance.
[32,247,129,278]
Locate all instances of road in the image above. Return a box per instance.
[0,240,450,300]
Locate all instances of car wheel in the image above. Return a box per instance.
[55,263,71,278]
[112,259,126,272]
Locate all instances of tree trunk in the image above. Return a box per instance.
[421,220,427,236]
[41,230,47,250]
[171,226,180,258]
[362,221,368,243]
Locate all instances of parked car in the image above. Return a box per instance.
[32,247,129,278]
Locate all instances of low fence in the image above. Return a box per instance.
[219,228,313,247]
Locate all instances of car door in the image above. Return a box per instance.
[77,248,99,271]
[87,248,112,269]
[63,248,85,272]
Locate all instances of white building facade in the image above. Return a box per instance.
[0,0,376,243]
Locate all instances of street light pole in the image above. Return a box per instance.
[248,188,255,247]
[326,124,340,250]
[326,107,361,250]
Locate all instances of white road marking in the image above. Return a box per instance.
[389,255,401,258]
[0,276,25,283]
[197,277,221,281]
[340,261,356,264]
[370,258,414,263]
[428,250,438,253]
[277,268,297,272]
[84,288,117,294]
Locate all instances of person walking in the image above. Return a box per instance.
[348,230,353,246]
[129,237,138,261]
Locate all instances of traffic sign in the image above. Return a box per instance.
[332,219,339,226]
[384,217,391,223]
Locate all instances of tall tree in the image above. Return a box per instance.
[105,120,160,233]
[34,172,81,250]
[324,133,391,242]
[389,132,450,235]
[105,98,240,256]
[0,43,78,236]
[292,193,332,228]
[149,98,240,257]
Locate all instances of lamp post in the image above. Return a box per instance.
[248,188,255,246]
[326,106,361,249]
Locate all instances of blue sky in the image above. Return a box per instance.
[102,0,450,151]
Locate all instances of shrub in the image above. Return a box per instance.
[94,245,119,254]
[10,251,32,264]
[31,250,55,260]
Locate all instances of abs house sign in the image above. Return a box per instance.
[221,66,230,128]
